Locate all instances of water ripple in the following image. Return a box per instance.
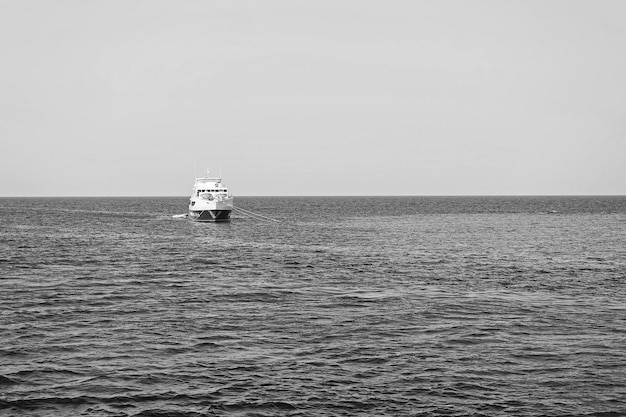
[1,197,625,416]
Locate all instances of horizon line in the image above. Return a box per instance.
[2,194,626,198]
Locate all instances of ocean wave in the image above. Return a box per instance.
[2,197,626,416]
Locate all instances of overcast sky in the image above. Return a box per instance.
[1,0,625,196]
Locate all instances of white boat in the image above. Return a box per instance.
[188,170,234,222]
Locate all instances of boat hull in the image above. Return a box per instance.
[188,209,232,222]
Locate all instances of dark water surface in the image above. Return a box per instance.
[1,196,625,416]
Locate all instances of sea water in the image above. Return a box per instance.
[1,196,625,416]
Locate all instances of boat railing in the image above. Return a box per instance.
[195,177,222,183]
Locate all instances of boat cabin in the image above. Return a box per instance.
[195,188,228,196]
[192,177,230,197]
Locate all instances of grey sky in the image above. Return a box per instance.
[1,0,625,196]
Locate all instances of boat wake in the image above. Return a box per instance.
[172,207,280,223]
[232,206,280,223]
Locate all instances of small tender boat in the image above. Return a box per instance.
[188,170,233,222]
